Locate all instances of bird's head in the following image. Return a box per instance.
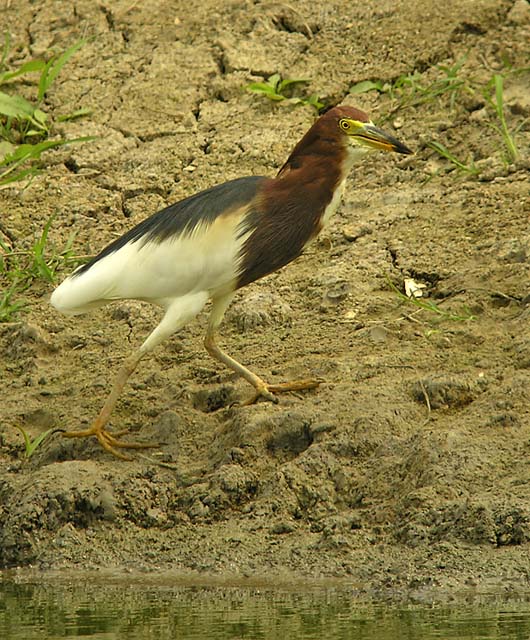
[327,105,413,158]
[278,105,412,179]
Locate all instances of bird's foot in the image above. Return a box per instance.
[241,378,321,406]
[61,424,158,461]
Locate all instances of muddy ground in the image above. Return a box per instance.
[0,0,529,599]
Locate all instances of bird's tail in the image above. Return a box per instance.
[50,259,119,316]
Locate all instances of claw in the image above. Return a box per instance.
[240,378,321,406]
[240,384,280,406]
[61,426,158,461]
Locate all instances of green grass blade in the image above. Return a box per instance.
[37,58,55,104]
[30,212,56,282]
[1,135,95,165]
[494,74,503,113]
[0,283,28,321]
[266,73,281,90]
[349,80,385,95]
[12,424,55,457]
[494,74,518,161]
[386,277,475,322]
[13,425,31,452]
[0,91,35,118]
[0,165,39,186]
[0,59,46,86]
[247,82,280,94]
[278,77,309,92]
[56,107,92,122]
[427,140,479,175]
[246,73,326,111]
[25,428,55,457]
[0,136,95,186]
[306,94,325,112]
[37,39,85,102]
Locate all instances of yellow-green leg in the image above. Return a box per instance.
[62,291,209,459]
[61,351,152,460]
[205,294,320,405]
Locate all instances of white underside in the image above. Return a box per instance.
[51,210,250,317]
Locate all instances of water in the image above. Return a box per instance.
[1,577,530,639]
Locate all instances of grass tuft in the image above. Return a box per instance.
[246,73,325,112]
[350,57,468,115]
[0,281,27,322]
[0,213,80,321]
[13,424,56,458]
[483,74,519,163]
[0,36,94,188]
[350,60,527,176]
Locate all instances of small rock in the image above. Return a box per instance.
[342,223,373,242]
[369,325,388,343]
[322,281,351,306]
[469,107,488,123]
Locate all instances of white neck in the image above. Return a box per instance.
[320,144,369,229]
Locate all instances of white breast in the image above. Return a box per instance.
[319,143,369,231]
[320,178,347,229]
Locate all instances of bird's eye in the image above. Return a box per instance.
[339,119,351,131]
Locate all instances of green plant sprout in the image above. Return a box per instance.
[426,140,479,176]
[387,277,475,323]
[0,213,80,321]
[350,57,468,114]
[27,213,64,282]
[13,424,56,458]
[0,281,27,321]
[246,73,325,112]
[0,36,94,188]
[351,60,527,175]
[0,137,91,188]
[483,74,519,163]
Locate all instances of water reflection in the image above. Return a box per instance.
[1,578,530,639]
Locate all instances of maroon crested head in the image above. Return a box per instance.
[319,105,370,126]
[278,104,411,178]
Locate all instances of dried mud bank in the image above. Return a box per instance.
[1,0,529,598]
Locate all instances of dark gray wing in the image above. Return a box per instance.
[74,175,267,277]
